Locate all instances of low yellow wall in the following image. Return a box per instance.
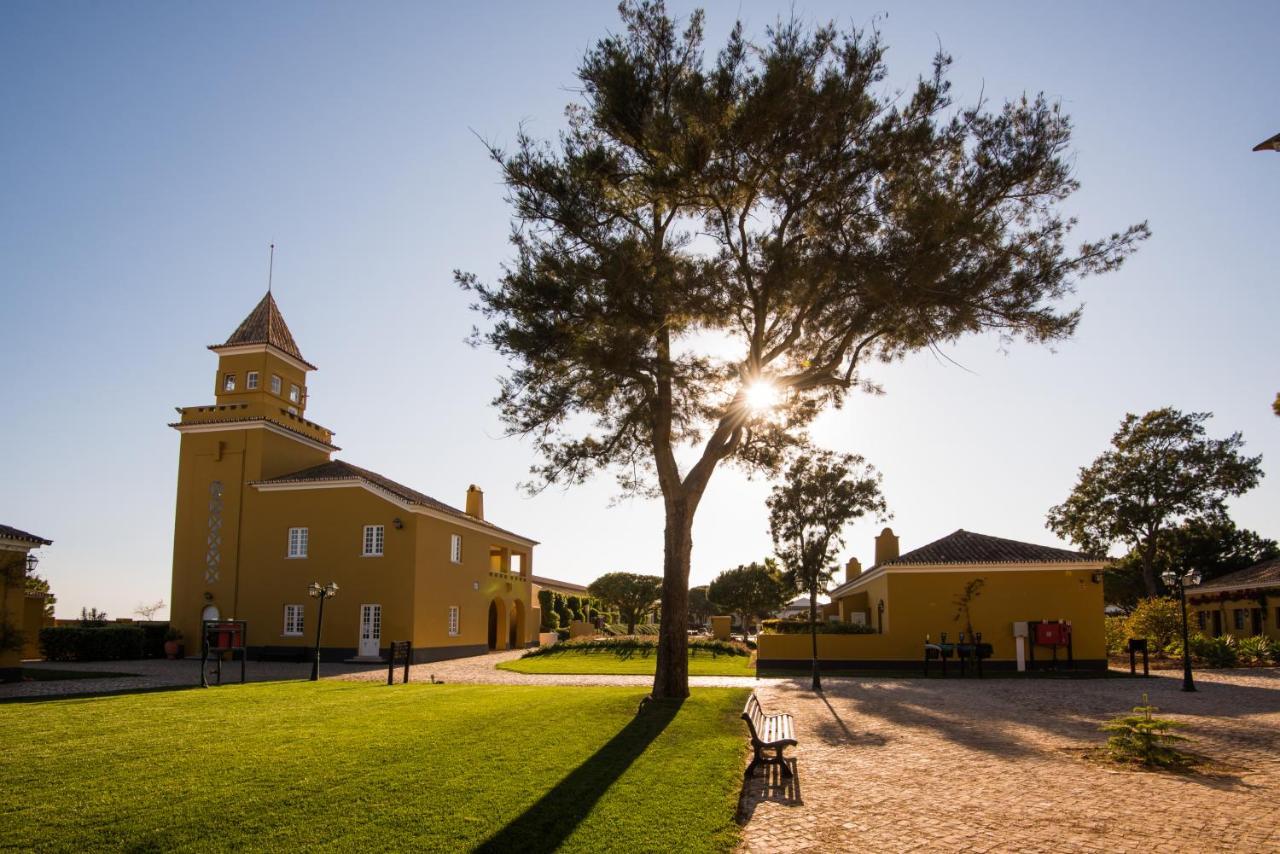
[569,620,595,639]
[710,615,732,641]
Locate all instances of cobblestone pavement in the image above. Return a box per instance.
[739,669,1280,853]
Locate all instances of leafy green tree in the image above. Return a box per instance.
[460,2,1147,697]
[1047,408,1264,598]
[587,572,663,635]
[25,573,56,618]
[1104,517,1279,608]
[708,561,791,641]
[767,449,886,689]
[687,585,714,627]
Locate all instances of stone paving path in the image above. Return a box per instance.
[739,669,1280,853]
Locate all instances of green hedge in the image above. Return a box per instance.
[759,619,878,635]
[526,635,749,659]
[39,626,146,662]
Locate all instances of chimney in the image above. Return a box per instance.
[874,527,899,566]
[845,557,862,583]
[465,485,484,520]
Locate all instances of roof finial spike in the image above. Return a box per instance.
[267,243,275,294]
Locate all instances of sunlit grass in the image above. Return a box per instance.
[0,682,749,852]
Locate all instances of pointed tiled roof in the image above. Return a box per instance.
[253,460,538,544]
[882,530,1094,566]
[212,292,314,368]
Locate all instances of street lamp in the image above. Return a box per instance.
[307,581,339,682]
[25,553,38,574]
[1161,567,1202,692]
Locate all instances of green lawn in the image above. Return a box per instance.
[498,648,757,677]
[0,682,749,852]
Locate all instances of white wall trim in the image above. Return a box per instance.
[172,418,338,453]
[830,560,1106,598]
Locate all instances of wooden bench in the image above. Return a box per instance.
[742,692,796,777]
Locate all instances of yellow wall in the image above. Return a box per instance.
[22,596,48,660]
[770,565,1106,665]
[1189,593,1278,641]
[0,551,25,675]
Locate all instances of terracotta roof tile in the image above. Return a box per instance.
[882,529,1094,566]
[213,292,314,368]
[1188,556,1280,592]
[256,460,537,544]
[0,524,52,545]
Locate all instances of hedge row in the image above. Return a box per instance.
[39,626,147,661]
[526,635,749,659]
[759,618,878,635]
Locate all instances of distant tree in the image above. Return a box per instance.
[1273,392,1279,417]
[767,449,886,690]
[1104,517,1279,609]
[588,572,663,635]
[1047,408,1264,597]
[79,607,108,627]
[460,1,1147,698]
[25,574,56,618]
[133,599,165,621]
[708,561,791,641]
[687,585,714,627]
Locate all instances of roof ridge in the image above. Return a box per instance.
[218,292,310,365]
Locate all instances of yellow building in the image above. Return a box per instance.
[169,292,538,662]
[1186,557,1280,641]
[1,524,51,681]
[757,528,1108,671]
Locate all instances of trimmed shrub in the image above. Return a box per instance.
[521,635,750,659]
[1124,597,1182,654]
[1166,632,1238,668]
[555,627,570,641]
[1104,615,1130,656]
[537,589,555,630]
[1235,635,1276,666]
[39,626,146,661]
[760,618,877,635]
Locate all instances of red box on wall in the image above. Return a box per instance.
[1035,622,1070,647]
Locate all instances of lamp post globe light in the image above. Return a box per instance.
[1161,568,1202,693]
[308,581,339,682]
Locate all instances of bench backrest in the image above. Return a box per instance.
[742,692,765,740]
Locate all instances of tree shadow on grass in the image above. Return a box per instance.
[474,697,684,854]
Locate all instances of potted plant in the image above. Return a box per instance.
[163,628,183,660]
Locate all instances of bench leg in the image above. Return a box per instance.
[776,746,793,777]
[746,743,763,777]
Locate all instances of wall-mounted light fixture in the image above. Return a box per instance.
[1091,571,1104,584]
[393,518,404,530]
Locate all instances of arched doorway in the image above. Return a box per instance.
[201,604,219,623]
[487,598,508,651]
[509,599,526,650]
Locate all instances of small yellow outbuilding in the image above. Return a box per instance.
[758,527,1108,672]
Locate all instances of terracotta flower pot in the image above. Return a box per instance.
[164,640,181,660]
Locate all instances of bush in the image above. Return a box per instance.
[759,618,877,635]
[1104,615,1130,656]
[139,623,170,658]
[1124,597,1183,653]
[39,626,146,661]
[1166,632,1238,668]
[1100,694,1192,768]
[522,635,750,659]
[555,628,570,642]
[1235,635,1277,666]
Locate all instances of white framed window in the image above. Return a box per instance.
[223,373,236,391]
[363,524,384,557]
[448,606,460,637]
[287,527,308,558]
[289,383,300,403]
[247,371,259,389]
[450,533,462,564]
[270,374,282,395]
[287,406,298,415]
[283,604,304,636]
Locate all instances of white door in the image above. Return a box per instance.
[359,604,382,657]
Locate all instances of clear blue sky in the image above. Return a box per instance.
[2,2,1277,619]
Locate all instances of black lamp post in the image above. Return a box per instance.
[1161,567,1201,692]
[308,581,339,682]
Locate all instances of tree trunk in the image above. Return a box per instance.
[809,583,821,692]
[1140,538,1159,598]
[627,614,636,635]
[652,496,695,699]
